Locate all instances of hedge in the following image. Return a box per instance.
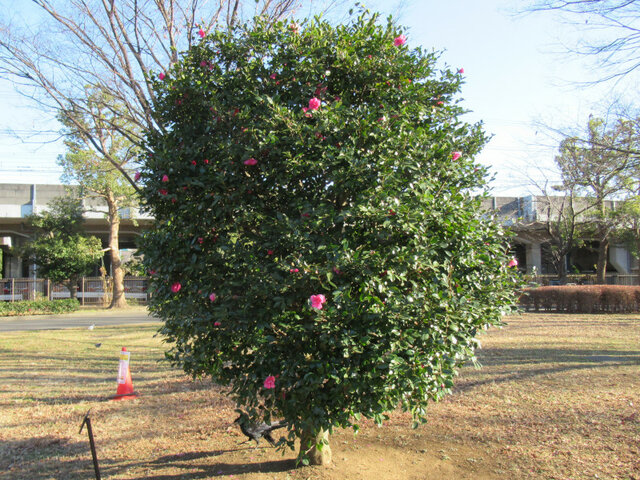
[520,285,640,313]
[0,299,80,316]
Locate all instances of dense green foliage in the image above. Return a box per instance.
[18,197,103,296]
[140,13,518,451]
[0,298,80,316]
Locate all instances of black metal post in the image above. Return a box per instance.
[79,409,101,480]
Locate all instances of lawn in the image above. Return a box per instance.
[0,314,638,479]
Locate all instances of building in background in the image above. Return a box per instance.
[0,184,636,282]
[485,196,636,279]
[0,184,153,278]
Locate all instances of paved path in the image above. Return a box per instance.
[0,307,161,331]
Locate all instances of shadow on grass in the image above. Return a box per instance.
[0,436,90,480]
[0,437,296,480]
[478,347,640,366]
[456,346,640,393]
[112,449,297,479]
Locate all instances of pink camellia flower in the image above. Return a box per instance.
[209,292,217,302]
[508,258,519,267]
[159,72,165,80]
[162,174,169,182]
[308,97,321,111]
[198,237,204,244]
[214,321,221,327]
[244,158,258,166]
[458,67,465,74]
[451,151,462,161]
[198,28,205,38]
[394,34,406,46]
[310,294,327,310]
[267,250,274,255]
[171,282,181,293]
[134,171,141,182]
[159,188,168,196]
[270,73,277,80]
[290,268,299,273]
[263,375,276,389]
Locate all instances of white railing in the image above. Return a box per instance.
[0,276,150,305]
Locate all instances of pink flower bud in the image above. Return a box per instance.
[159,72,165,80]
[244,158,258,166]
[451,151,462,161]
[209,292,217,302]
[134,171,141,182]
[198,28,205,39]
[171,282,181,293]
[162,174,169,182]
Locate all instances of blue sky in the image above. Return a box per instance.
[0,0,635,195]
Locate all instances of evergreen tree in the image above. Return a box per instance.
[140,12,518,465]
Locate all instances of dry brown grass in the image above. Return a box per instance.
[0,314,638,480]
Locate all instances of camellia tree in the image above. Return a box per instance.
[139,11,518,465]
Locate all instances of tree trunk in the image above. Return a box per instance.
[64,279,78,300]
[107,195,127,309]
[298,429,331,466]
[636,235,640,286]
[596,237,609,285]
[555,253,568,284]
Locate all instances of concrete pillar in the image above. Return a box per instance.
[525,243,542,274]
[609,245,630,274]
[6,255,21,278]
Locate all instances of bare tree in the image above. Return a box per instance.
[525,0,640,83]
[540,185,591,282]
[0,0,318,191]
[0,0,320,307]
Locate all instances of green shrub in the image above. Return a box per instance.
[520,285,640,313]
[139,12,518,462]
[0,298,80,316]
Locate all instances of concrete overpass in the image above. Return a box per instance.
[0,184,636,280]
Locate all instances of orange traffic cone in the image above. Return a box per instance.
[110,347,139,401]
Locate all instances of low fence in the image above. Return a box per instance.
[525,274,640,286]
[0,276,150,305]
